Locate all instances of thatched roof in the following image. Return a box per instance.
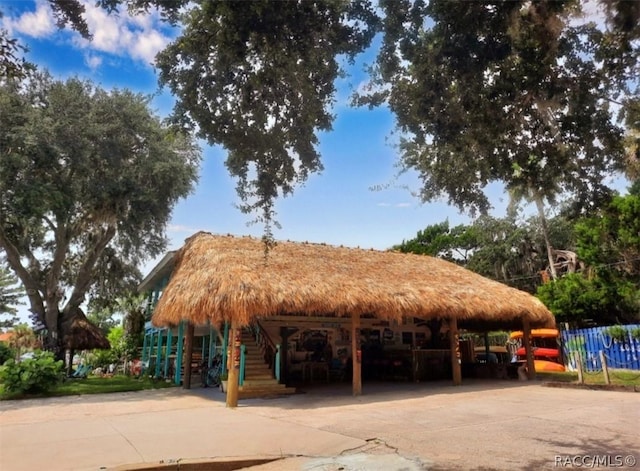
[151,232,555,331]
[61,309,110,350]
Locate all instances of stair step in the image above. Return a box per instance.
[244,365,271,374]
[241,379,284,387]
[238,387,297,399]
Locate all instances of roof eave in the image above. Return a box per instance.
[138,251,177,293]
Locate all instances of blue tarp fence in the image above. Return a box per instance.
[560,324,640,372]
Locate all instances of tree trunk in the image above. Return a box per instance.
[534,195,558,281]
[44,303,63,359]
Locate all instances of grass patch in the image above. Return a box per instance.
[538,369,640,387]
[1,375,176,400]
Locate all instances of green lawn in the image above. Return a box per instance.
[1,375,176,400]
[538,369,640,387]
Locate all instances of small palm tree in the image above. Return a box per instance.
[9,324,38,360]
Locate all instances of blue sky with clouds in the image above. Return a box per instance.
[2,0,505,263]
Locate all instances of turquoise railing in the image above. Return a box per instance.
[275,344,281,381]
[163,329,173,378]
[239,344,246,386]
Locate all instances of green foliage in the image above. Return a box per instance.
[605,325,628,342]
[0,72,200,352]
[87,349,117,370]
[0,350,63,396]
[363,1,625,218]
[537,274,604,324]
[0,261,23,329]
[631,328,640,340]
[86,307,119,335]
[0,342,15,364]
[88,325,141,371]
[50,374,175,397]
[156,0,378,238]
[396,213,575,293]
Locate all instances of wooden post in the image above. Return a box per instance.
[522,318,536,380]
[599,351,610,385]
[182,323,194,389]
[351,313,362,396]
[449,318,462,386]
[226,324,240,408]
[574,351,584,384]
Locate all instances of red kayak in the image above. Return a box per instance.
[516,347,559,358]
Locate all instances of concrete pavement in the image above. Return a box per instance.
[1,380,638,470]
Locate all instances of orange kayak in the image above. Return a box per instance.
[533,359,565,372]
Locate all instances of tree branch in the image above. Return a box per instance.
[42,215,57,232]
[0,223,46,321]
[64,224,116,313]
[46,214,70,301]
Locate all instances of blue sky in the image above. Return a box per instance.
[2,0,503,264]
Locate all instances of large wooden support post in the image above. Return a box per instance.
[351,313,362,396]
[182,323,195,389]
[522,318,536,380]
[226,324,240,408]
[449,318,462,386]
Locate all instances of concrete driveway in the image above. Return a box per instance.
[0,380,638,470]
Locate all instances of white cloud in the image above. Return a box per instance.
[4,0,172,66]
[377,202,391,207]
[3,0,55,38]
[84,53,102,70]
[76,1,171,65]
[395,203,411,208]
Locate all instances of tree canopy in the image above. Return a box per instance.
[156,0,378,242]
[394,213,575,294]
[0,72,200,354]
[0,260,23,329]
[537,191,640,325]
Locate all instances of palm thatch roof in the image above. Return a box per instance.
[151,232,555,331]
[61,309,110,350]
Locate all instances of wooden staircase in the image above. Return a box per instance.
[238,327,296,399]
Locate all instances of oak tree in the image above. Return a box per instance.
[0,73,200,355]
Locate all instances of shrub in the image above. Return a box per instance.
[605,325,628,342]
[87,348,118,370]
[0,350,64,396]
[0,342,15,365]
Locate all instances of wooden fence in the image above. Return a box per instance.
[560,324,640,372]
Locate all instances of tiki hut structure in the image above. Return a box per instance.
[60,309,110,377]
[61,309,110,351]
[148,232,554,406]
